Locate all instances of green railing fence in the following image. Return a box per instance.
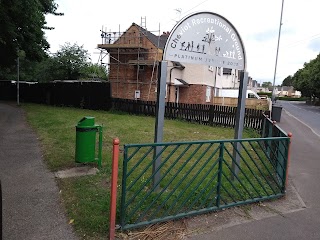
[120,133,290,230]
[261,114,290,183]
[262,113,288,138]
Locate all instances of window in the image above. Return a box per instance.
[248,93,256,99]
[206,86,212,102]
[214,88,220,97]
[217,67,222,76]
[139,65,145,71]
[223,68,232,75]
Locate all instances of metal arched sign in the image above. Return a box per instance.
[163,11,246,70]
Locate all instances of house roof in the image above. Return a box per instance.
[132,23,168,50]
[98,23,169,51]
[173,78,189,86]
[252,80,258,87]
[281,86,293,91]
[172,61,185,69]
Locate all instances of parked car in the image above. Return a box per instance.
[220,89,261,99]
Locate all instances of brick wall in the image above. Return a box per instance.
[111,80,157,101]
[108,24,160,102]
[166,84,208,104]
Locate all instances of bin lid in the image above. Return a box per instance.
[272,104,283,109]
[77,116,95,127]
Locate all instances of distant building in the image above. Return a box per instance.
[278,86,301,98]
[97,23,258,104]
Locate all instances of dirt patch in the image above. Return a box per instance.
[117,180,306,239]
[186,179,306,239]
[54,166,99,178]
[117,221,188,240]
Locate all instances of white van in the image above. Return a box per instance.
[220,89,261,99]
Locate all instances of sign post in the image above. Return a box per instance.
[153,11,248,186]
[232,71,248,178]
[153,61,167,191]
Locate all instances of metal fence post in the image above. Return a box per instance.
[216,142,224,208]
[285,132,293,189]
[109,138,120,240]
[261,114,267,138]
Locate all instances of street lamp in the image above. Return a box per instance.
[16,49,26,106]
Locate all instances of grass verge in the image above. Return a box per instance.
[23,103,267,239]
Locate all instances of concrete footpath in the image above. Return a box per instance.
[187,110,320,239]
[0,103,77,240]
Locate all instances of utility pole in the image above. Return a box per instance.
[272,0,284,102]
[17,55,20,106]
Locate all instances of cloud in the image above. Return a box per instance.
[44,0,320,86]
[250,29,278,42]
[308,38,320,52]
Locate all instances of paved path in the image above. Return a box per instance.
[0,103,77,240]
[189,110,320,239]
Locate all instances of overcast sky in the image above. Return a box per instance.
[45,0,320,85]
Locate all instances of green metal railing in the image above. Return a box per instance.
[262,114,288,138]
[120,134,290,230]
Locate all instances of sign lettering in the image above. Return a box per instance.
[163,12,246,70]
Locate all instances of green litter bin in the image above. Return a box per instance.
[75,117,102,168]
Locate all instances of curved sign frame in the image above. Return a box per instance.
[163,11,246,70]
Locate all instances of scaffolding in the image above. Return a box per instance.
[97,17,164,100]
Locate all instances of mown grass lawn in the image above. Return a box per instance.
[23,103,261,239]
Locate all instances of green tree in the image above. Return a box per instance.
[262,81,272,88]
[33,57,58,82]
[0,0,62,79]
[33,43,91,82]
[292,53,320,98]
[292,68,312,97]
[53,43,91,80]
[80,63,108,80]
[307,55,320,98]
[281,75,293,86]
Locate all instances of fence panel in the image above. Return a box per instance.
[120,136,289,230]
[111,98,269,131]
[0,81,112,110]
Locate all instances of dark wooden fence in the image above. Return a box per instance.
[0,81,268,131]
[112,98,269,130]
[0,81,112,110]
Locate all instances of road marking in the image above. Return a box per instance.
[284,109,320,139]
[287,102,320,116]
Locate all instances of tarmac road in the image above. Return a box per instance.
[0,103,77,240]
[189,107,320,239]
[279,100,320,137]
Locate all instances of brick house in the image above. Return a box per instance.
[98,23,251,104]
[98,23,167,102]
[167,62,217,104]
